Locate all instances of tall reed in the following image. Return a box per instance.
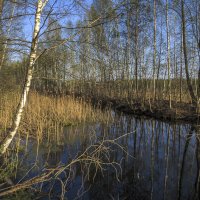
[0,91,113,141]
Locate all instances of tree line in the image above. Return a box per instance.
[0,0,199,153]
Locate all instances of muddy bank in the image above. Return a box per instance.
[74,94,200,124]
[113,100,199,124]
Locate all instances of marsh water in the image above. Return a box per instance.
[6,112,200,200]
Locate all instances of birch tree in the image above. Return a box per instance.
[153,0,156,100]
[0,0,48,154]
[0,0,4,70]
[181,0,197,105]
[166,0,171,108]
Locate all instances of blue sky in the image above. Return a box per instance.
[23,0,93,42]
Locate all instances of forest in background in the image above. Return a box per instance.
[0,0,200,103]
[0,0,200,198]
[0,0,199,153]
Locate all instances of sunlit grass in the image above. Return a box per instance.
[0,91,113,141]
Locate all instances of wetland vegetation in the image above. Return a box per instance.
[0,0,200,199]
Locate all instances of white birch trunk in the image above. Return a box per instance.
[0,0,48,154]
[153,0,156,100]
[166,0,171,108]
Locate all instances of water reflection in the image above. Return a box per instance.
[6,114,200,199]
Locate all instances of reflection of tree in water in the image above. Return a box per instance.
[2,115,200,200]
[85,164,150,200]
[193,128,200,200]
[178,126,200,200]
[43,145,64,167]
[84,117,151,200]
[83,117,199,200]
[177,125,200,200]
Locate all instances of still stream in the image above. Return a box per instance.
[3,111,200,200]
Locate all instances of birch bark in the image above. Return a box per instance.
[153,0,156,100]
[166,0,172,108]
[0,0,48,154]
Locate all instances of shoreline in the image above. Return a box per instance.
[32,90,200,125]
[83,95,200,125]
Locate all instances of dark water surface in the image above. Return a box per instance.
[8,112,200,200]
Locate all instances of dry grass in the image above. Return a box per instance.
[0,91,125,199]
[0,91,20,134]
[0,91,113,141]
